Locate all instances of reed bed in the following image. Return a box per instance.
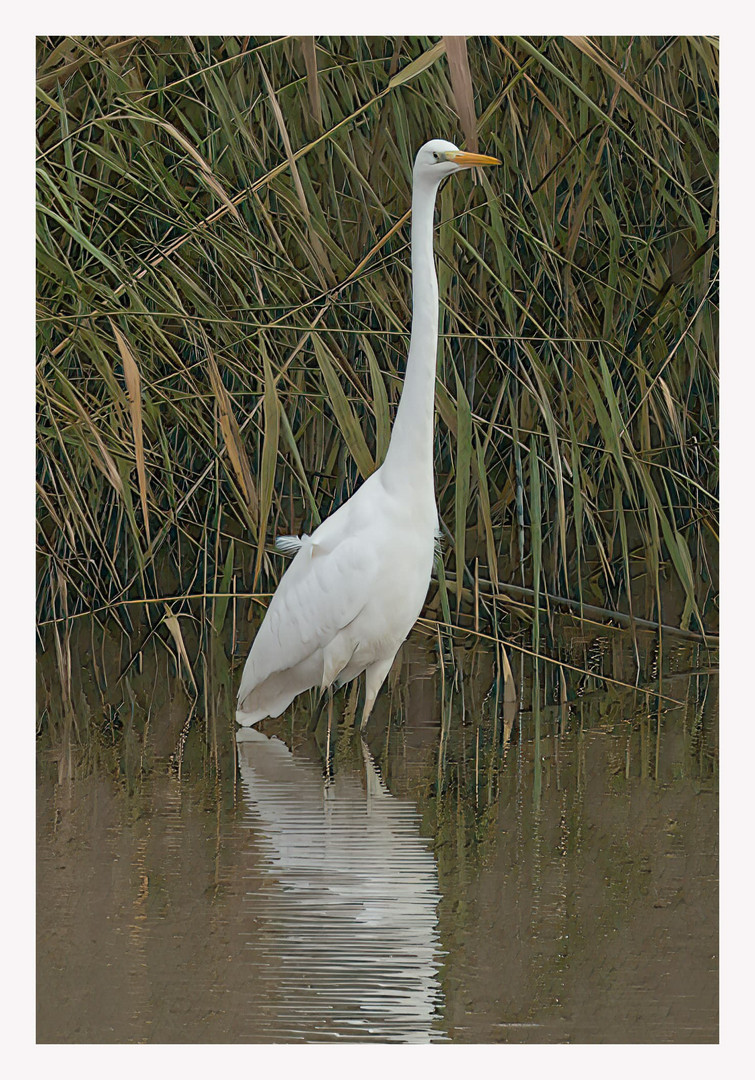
[36,36,719,730]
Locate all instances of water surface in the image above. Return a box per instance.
[37,630,718,1042]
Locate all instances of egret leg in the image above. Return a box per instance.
[324,686,334,787]
[360,656,396,731]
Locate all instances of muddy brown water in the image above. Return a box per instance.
[37,629,718,1043]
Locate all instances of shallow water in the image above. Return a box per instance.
[37,629,718,1043]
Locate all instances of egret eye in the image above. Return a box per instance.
[433,152,439,161]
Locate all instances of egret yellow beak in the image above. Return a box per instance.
[448,150,501,168]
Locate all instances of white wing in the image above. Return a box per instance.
[237,499,378,717]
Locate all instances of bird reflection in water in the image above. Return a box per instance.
[235,725,445,1042]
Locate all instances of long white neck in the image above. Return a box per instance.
[380,173,442,499]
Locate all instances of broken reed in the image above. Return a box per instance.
[37,36,719,681]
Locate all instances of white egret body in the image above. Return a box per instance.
[237,140,500,728]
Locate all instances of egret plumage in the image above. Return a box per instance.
[237,139,500,729]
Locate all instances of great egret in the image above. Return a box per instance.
[237,139,500,729]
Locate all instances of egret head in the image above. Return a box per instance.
[413,139,500,185]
